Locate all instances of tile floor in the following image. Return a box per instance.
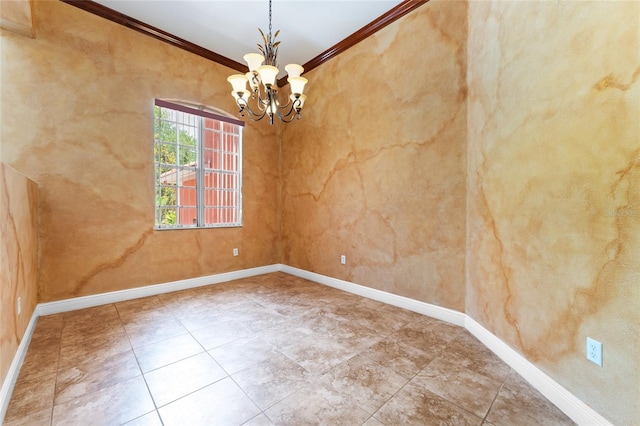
[4,272,575,426]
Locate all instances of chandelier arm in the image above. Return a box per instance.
[274,92,292,110]
[275,97,303,122]
[235,97,268,121]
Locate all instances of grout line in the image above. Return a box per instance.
[482,379,508,424]
[114,302,161,425]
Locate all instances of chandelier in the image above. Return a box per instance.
[227,0,308,125]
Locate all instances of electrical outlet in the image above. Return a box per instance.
[17,297,21,316]
[586,337,602,366]
[233,248,239,256]
[340,255,346,265]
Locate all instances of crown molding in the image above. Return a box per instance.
[276,0,428,87]
[60,0,428,87]
[302,0,428,73]
[59,0,247,72]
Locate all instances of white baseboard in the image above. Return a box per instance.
[280,265,466,327]
[38,264,280,316]
[465,317,612,426]
[0,309,38,424]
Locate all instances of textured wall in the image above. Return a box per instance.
[1,1,280,302]
[280,1,468,311]
[0,0,34,37]
[0,164,38,386]
[466,2,640,424]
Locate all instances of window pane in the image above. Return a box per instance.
[178,207,197,226]
[154,101,242,229]
[157,207,177,227]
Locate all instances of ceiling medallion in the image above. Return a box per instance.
[227,0,308,125]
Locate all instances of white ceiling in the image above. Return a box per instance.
[93,0,405,75]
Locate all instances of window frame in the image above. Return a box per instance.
[154,99,244,230]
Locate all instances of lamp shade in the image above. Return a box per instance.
[288,76,308,95]
[257,65,279,87]
[284,64,304,78]
[244,53,265,72]
[227,74,248,93]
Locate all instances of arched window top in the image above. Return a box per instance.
[155,99,244,127]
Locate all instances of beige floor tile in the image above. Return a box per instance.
[250,293,320,318]
[125,319,189,348]
[319,300,410,336]
[133,333,204,372]
[264,380,372,425]
[60,306,122,342]
[190,318,254,349]
[122,410,164,426]
[223,301,290,333]
[232,351,313,409]
[276,334,366,375]
[358,336,434,379]
[144,352,227,407]
[156,288,200,310]
[3,408,51,426]
[30,314,63,340]
[60,317,126,347]
[374,382,483,426]
[411,355,504,418]
[389,320,461,358]
[51,376,155,426]
[445,331,512,381]
[62,304,120,325]
[58,329,132,369]
[54,349,141,405]
[242,413,275,425]
[18,338,60,380]
[158,377,261,425]
[262,314,381,372]
[4,373,56,424]
[177,308,232,331]
[114,295,166,317]
[119,306,177,330]
[485,371,576,426]
[362,416,386,426]
[318,354,410,415]
[259,318,319,348]
[209,336,281,375]
[6,273,573,426]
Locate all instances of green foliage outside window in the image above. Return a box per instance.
[154,106,197,226]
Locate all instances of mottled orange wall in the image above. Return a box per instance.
[0,164,38,387]
[1,1,280,302]
[466,2,640,424]
[280,1,468,312]
[0,0,34,37]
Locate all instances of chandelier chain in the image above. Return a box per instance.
[268,0,273,38]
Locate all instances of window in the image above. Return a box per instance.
[154,99,244,229]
